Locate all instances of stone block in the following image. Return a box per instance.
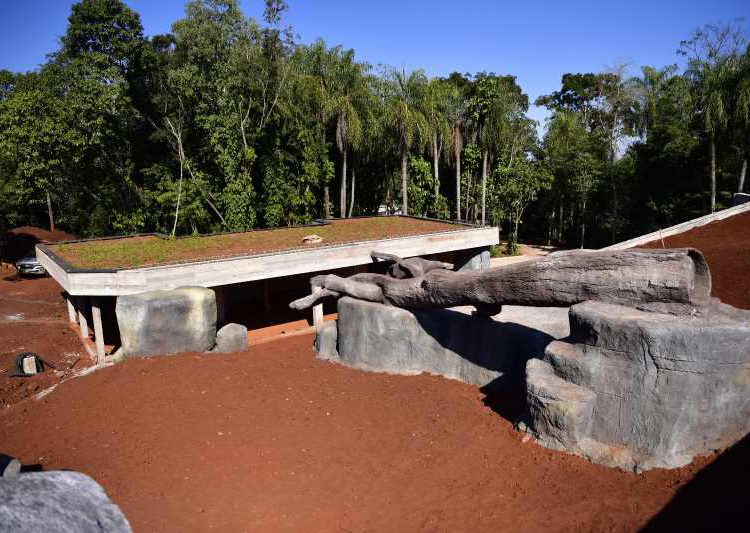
[454,246,491,272]
[212,323,248,353]
[334,297,563,391]
[0,471,131,532]
[314,321,339,361]
[116,287,216,358]
[524,300,750,471]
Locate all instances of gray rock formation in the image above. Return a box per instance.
[454,246,491,272]
[0,471,131,532]
[315,321,339,361]
[332,297,567,391]
[0,454,20,478]
[212,323,248,353]
[523,300,750,471]
[116,287,216,357]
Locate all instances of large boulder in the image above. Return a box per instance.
[0,471,131,532]
[523,300,750,471]
[116,287,217,357]
[332,297,567,391]
[212,323,248,353]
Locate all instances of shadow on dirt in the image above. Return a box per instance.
[642,432,750,531]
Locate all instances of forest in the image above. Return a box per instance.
[1,0,748,250]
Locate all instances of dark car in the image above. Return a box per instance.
[15,253,47,276]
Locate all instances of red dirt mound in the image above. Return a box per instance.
[2,226,76,263]
[640,210,750,309]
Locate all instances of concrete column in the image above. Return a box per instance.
[77,297,90,339]
[66,294,76,323]
[312,285,324,328]
[91,297,106,365]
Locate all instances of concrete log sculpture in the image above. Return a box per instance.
[291,248,711,314]
[294,247,750,471]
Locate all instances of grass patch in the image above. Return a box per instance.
[50,217,466,270]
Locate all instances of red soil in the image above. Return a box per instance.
[640,209,750,309]
[1,225,76,264]
[0,333,716,532]
[0,276,92,406]
[1,216,748,530]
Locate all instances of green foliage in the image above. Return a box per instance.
[0,1,748,254]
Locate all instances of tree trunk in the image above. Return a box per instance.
[323,186,330,219]
[291,249,712,312]
[349,165,356,217]
[580,198,586,249]
[46,190,55,232]
[172,155,183,238]
[340,150,347,218]
[739,158,747,193]
[433,133,440,200]
[710,135,717,213]
[401,148,408,215]
[610,168,618,244]
[481,149,488,225]
[454,126,461,221]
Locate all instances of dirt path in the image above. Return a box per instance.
[0,333,714,532]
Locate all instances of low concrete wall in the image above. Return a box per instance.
[326,297,569,392]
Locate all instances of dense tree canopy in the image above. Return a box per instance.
[1,1,748,250]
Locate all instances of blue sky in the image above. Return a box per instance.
[1,0,747,125]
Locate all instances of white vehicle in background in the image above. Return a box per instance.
[15,252,47,276]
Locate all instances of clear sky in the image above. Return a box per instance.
[0,0,747,125]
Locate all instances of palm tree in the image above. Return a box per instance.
[329,50,366,218]
[424,79,451,207]
[680,23,747,212]
[443,82,465,221]
[627,65,678,141]
[299,39,338,218]
[387,68,427,215]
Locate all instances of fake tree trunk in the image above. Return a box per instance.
[290,248,711,315]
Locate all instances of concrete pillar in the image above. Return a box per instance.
[91,297,106,365]
[312,285,324,328]
[77,297,89,339]
[66,294,76,324]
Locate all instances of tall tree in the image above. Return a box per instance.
[680,22,747,212]
[386,69,427,215]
